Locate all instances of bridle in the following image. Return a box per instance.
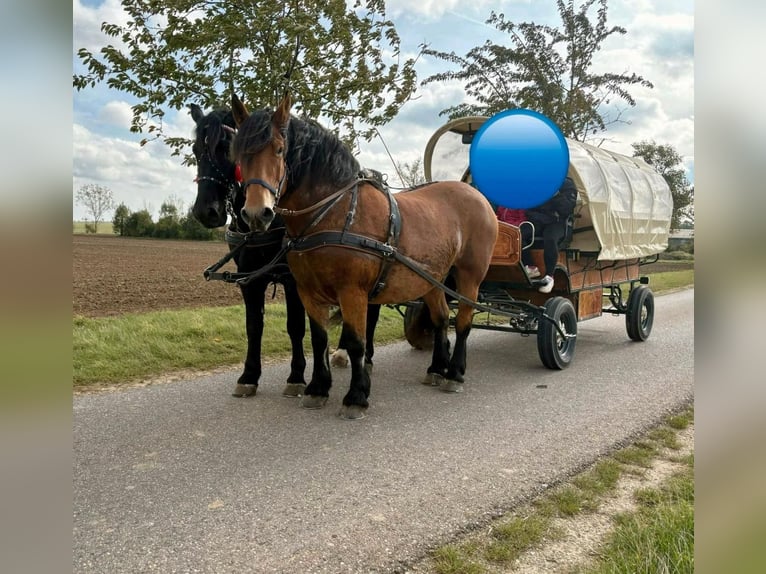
[242,169,287,202]
[194,124,242,222]
[241,128,289,203]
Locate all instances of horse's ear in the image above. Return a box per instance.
[189,103,204,124]
[273,92,292,133]
[231,93,249,127]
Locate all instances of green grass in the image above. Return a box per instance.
[73,304,405,387]
[417,408,694,573]
[584,465,694,574]
[73,220,113,234]
[486,515,550,563]
[646,269,693,292]
[432,545,486,574]
[72,269,692,388]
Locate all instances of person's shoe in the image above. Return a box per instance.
[524,265,540,278]
[538,275,554,293]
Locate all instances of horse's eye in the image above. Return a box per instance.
[276,146,284,157]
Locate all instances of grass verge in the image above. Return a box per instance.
[73,270,692,389]
[73,304,406,387]
[646,269,693,293]
[419,407,694,574]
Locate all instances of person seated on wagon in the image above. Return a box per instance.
[519,175,578,293]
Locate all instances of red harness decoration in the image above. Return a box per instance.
[234,164,243,183]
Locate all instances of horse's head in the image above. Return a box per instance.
[189,104,239,228]
[231,93,291,232]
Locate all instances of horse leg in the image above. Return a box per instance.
[232,280,267,397]
[329,306,349,368]
[300,299,333,410]
[337,292,371,420]
[442,275,482,393]
[282,278,307,397]
[363,303,381,376]
[420,289,451,388]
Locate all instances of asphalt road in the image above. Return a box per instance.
[73,289,694,574]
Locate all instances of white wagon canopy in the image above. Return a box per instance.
[423,116,673,261]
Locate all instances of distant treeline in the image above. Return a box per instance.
[110,203,224,241]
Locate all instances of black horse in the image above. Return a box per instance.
[189,104,381,397]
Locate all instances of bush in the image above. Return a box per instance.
[84,222,96,233]
[124,209,155,237]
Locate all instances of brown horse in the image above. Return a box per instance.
[231,93,498,419]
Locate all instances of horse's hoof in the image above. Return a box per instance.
[300,395,329,409]
[440,379,464,393]
[423,373,444,386]
[339,405,367,420]
[330,350,349,368]
[232,384,257,397]
[282,383,305,397]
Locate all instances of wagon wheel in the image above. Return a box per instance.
[403,301,434,350]
[537,297,577,370]
[626,285,654,341]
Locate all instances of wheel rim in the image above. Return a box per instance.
[640,302,650,330]
[556,313,576,358]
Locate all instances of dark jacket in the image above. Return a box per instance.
[525,176,578,226]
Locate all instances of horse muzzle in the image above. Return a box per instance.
[241,206,275,231]
[192,201,227,228]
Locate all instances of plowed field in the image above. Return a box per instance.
[73,234,690,317]
[73,235,249,317]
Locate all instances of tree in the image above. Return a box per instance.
[632,140,694,228]
[124,209,155,237]
[154,198,183,238]
[421,0,653,142]
[112,203,131,236]
[180,207,216,240]
[73,0,418,162]
[76,184,115,234]
[395,158,426,188]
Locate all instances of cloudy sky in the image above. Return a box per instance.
[72,0,694,221]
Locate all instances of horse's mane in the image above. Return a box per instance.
[195,108,236,157]
[232,110,360,192]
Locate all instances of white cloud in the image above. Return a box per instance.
[385,0,500,20]
[73,123,198,220]
[73,0,130,54]
[97,101,134,129]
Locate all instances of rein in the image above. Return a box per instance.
[203,226,290,283]
[274,180,359,217]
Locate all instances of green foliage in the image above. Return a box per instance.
[110,199,217,240]
[112,203,130,235]
[632,140,694,227]
[422,0,652,141]
[180,207,217,240]
[76,183,115,233]
[124,209,155,237]
[73,0,419,159]
[153,198,183,238]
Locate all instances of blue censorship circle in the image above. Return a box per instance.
[470,109,570,209]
